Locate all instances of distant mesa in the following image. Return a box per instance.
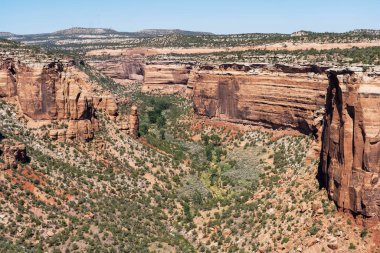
[350,29,380,35]
[138,29,214,36]
[14,27,215,37]
[0,32,14,37]
[52,27,118,35]
[1,27,380,38]
[291,30,314,37]
[51,27,214,37]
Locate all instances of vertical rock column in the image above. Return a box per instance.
[129,105,139,138]
[321,69,380,222]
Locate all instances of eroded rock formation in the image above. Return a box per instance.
[142,61,380,222]
[141,62,328,134]
[320,68,380,222]
[89,59,145,81]
[142,61,194,94]
[93,96,118,119]
[0,139,28,169]
[190,63,328,134]
[0,58,118,141]
[0,59,17,97]
[129,105,139,138]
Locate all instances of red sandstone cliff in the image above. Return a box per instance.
[141,61,380,222]
[189,63,328,134]
[88,59,145,82]
[141,62,329,134]
[142,61,194,94]
[0,58,118,141]
[321,68,380,222]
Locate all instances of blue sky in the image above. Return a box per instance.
[1,0,379,34]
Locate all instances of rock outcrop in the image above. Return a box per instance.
[129,105,139,138]
[142,61,194,94]
[0,58,118,141]
[143,61,380,222]
[93,96,118,119]
[190,63,328,134]
[0,139,28,169]
[48,129,67,142]
[142,62,328,134]
[320,68,380,222]
[0,59,17,97]
[89,59,145,81]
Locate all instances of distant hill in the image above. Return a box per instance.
[291,30,314,37]
[0,32,14,37]
[138,29,214,36]
[350,29,380,35]
[52,27,118,35]
[3,28,380,38]
[49,27,214,37]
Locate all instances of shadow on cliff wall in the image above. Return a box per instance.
[316,71,341,190]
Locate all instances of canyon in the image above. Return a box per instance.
[1,29,380,251]
[92,58,380,223]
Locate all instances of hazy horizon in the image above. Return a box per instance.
[1,0,379,35]
[2,26,380,36]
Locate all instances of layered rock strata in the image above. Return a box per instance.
[142,62,328,134]
[189,63,328,134]
[320,68,380,222]
[0,58,118,141]
[89,58,145,81]
[142,61,194,94]
[143,61,380,221]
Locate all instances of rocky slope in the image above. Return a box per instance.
[321,67,380,224]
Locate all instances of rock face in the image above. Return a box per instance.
[129,105,139,138]
[142,62,328,134]
[320,68,380,221]
[49,129,67,142]
[89,59,144,81]
[93,96,118,118]
[142,61,194,94]
[190,63,328,134]
[0,59,17,97]
[143,61,380,222]
[0,58,118,141]
[0,139,28,169]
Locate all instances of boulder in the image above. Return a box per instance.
[326,235,339,250]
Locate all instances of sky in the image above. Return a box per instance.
[1,0,379,35]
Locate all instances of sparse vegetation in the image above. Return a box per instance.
[0,28,377,252]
